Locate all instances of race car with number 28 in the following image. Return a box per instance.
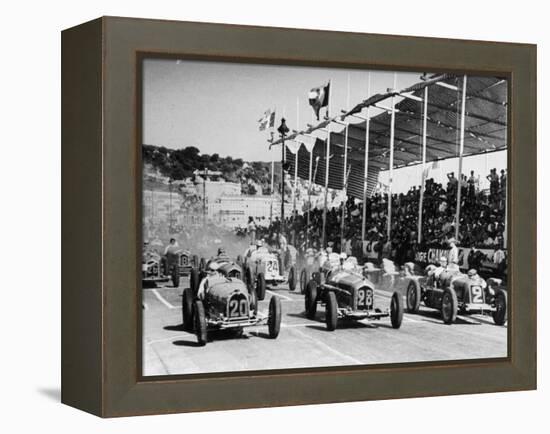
[304,257,404,331]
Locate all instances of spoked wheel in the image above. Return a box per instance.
[256,272,266,301]
[288,266,296,292]
[325,291,338,331]
[441,287,458,324]
[193,300,207,346]
[406,280,421,313]
[181,288,194,331]
[305,280,318,320]
[492,289,507,326]
[268,296,282,338]
[390,292,404,329]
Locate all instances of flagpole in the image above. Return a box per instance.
[340,74,351,252]
[361,72,371,244]
[418,85,428,244]
[387,73,397,240]
[321,80,331,249]
[455,75,468,241]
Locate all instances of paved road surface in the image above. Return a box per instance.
[142,276,507,376]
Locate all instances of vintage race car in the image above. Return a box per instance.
[304,259,404,331]
[168,249,200,278]
[242,246,297,300]
[142,251,170,285]
[404,264,507,325]
[191,257,243,291]
[181,273,282,345]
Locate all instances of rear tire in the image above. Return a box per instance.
[299,269,307,294]
[190,268,200,296]
[268,296,282,338]
[390,292,404,329]
[312,271,321,286]
[325,291,338,331]
[256,273,266,301]
[441,287,458,324]
[288,266,296,292]
[492,289,507,326]
[249,285,258,316]
[305,280,318,319]
[194,300,207,346]
[181,288,194,331]
[406,280,421,313]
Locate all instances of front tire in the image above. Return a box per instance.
[268,296,282,338]
[190,268,200,296]
[325,291,338,331]
[256,272,266,301]
[492,289,507,326]
[299,269,307,294]
[390,292,404,329]
[305,280,318,320]
[171,265,180,288]
[181,288,194,331]
[288,266,296,292]
[406,280,421,313]
[194,300,207,346]
[441,287,458,324]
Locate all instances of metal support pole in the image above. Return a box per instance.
[361,73,371,243]
[340,74,351,252]
[203,168,207,226]
[270,158,274,224]
[293,98,299,219]
[321,80,332,248]
[455,75,468,240]
[418,86,428,244]
[306,147,313,248]
[387,73,397,239]
[281,139,285,237]
[340,123,349,252]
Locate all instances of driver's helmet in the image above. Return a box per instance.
[439,256,448,267]
[256,239,264,247]
[217,247,226,255]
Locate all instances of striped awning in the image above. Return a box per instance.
[281,75,507,200]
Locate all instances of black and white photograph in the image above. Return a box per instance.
[141,58,508,377]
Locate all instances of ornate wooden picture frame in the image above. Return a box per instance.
[61,16,536,417]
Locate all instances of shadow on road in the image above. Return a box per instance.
[164,324,186,332]
[172,339,203,347]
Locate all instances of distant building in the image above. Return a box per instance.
[209,195,282,228]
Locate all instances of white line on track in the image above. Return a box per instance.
[292,327,363,365]
[151,288,177,309]
[266,290,293,301]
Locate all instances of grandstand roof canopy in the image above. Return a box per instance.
[272,74,508,199]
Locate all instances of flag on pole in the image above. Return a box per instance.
[258,109,276,131]
[308,82,330,120]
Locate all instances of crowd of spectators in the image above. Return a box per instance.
[256,168,507,267]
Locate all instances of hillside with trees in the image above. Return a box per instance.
[142,144,286,195]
